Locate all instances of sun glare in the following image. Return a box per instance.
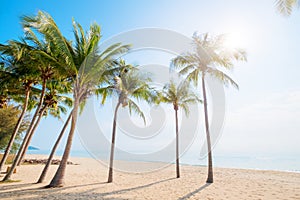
[224,32,247,49]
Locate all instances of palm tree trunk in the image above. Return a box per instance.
[0,89,30,173]
[17,105,47,166]
[37,111,72,183]
[47,101,79,188]
[202,75,213,183]
[107,102,121,183]
[175,108,180,178]
[2,80,47,181]
[18,79,47,165]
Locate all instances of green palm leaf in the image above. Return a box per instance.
[127,99,146,125]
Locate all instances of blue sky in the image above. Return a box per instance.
[1,0,300,159]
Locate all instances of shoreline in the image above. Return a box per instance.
[24,152,300,174]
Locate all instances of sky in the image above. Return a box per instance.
[0,0,299,160]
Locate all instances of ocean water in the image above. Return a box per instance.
[27,149,300,173]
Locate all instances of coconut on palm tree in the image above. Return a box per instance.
[97,65,156,183]
[172,33,246,183]
[159,80,200,178]
[35,79,73,183]
[19,11,130,187]
[18,78,72,166]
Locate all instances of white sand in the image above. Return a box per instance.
[0,155,299,199]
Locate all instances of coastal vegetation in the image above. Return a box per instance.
[0,11,245,187]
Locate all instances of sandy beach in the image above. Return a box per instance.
[0,155,299,200]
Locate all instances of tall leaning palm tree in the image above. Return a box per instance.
[16,28,68,166]
[172,33,247,183]
[160,80,200,178]
[98,66,156,183]
[15,11,130,187]
[0,40,39,173]
[18,78,72,166]
[36,79,73,184]
[2,31,68,179]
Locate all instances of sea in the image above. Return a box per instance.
[27,149,300,173]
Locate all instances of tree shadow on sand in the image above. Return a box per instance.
[86,177,176,196]
[0,178,176,200]
[0,182,36,191]
[178,183,211,200]
[0,182,106,198]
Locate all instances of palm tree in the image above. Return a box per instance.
[34,79,73,184]
[18,79,72,166]
[159,80,200,178]
[18,11,130,187]
[98,66,156,183]
[172,33,246,183]
[276,0,299,16]
[13,27,69,166]
[0,40,39,173]
[2,28,71,179]
[18,78,72,165]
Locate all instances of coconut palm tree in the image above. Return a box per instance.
[32,79,73,184]
[18,79,73,166]
[0,40,39,173]
[97,66,156,183]
[14,11,130,187]
[276,0,299,16]
[12,26,69,167]
[2,30,71,179]
[159,80,200,178]
[18,77,72,163]
[171,33,246,183]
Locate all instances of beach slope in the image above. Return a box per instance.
[0,155,299,200]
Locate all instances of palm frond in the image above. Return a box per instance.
[275,0,299,16]
[178,64,196,76]
[95,85,115,105]
[160,79,200,117]
[127,99,146,125]
[208,68,239,89]
[22,11,76,73]
[186,69,200,86]
[171,32,246,91]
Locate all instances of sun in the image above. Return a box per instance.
[223,32,247,49]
